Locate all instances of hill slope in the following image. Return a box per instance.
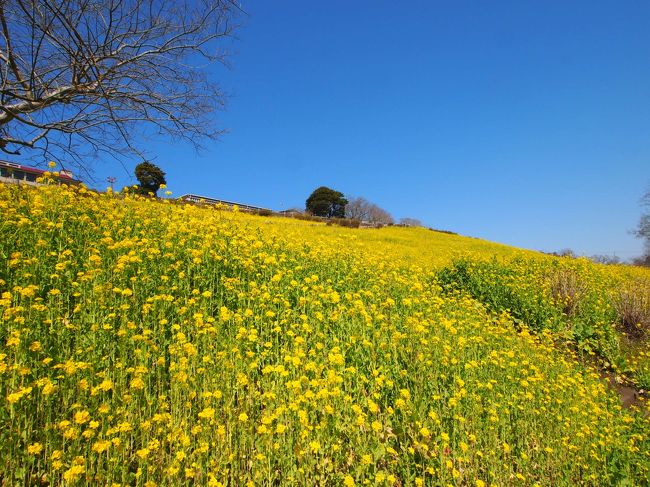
[1,183,649,485]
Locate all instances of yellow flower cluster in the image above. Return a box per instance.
[0,182,648,485]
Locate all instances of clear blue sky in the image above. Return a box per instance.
[91,0,650,259]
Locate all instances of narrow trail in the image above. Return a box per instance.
[600,371,647,409]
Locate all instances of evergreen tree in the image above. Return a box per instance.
[135,162,166,196]
[306,186,348,218]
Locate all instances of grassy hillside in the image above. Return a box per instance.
[1,181,649,486]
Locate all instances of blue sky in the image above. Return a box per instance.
[88,0,649,259]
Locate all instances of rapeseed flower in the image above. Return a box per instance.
[0,182,648,485]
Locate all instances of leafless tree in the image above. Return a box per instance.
[636,186,650,258]
[590,254,621,265]
[0,0,240,170]
[345,197,372,221]
[632,255,650,267]
[367,204,393,225]
[399,217,422,227]
[346,196,394,224]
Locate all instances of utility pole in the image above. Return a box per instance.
[107,176,116,190]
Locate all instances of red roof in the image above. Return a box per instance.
[0,161,76,180]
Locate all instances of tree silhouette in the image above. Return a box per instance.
[135,162,166,196]
[306,186,347,218]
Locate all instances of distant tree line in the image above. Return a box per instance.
[304,186,423,228]
[536,185,650,268]
[399,217,422,227]
[544,250,645,267]
[590,254,621,265]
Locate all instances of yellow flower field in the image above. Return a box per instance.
[1,181,649,485]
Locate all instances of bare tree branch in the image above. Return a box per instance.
[0,0,240,169]
[346,196,394,224]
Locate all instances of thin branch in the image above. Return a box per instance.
[0,0,242,168]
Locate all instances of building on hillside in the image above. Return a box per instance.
[0,161,80,186]
[179,193,272,214]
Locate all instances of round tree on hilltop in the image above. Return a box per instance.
[306,186,348,218]
[135,162,166,196]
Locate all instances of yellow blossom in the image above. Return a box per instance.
[27,443,43,455]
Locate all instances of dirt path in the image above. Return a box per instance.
[600,371,647,409]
